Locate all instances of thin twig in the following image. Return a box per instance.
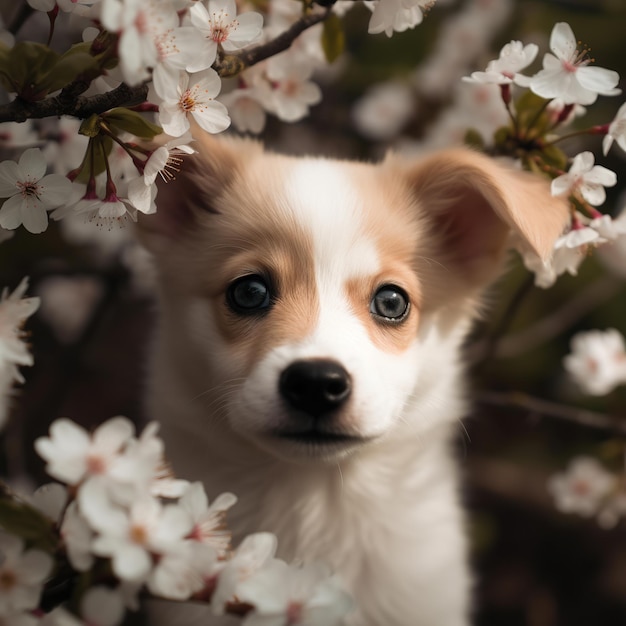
[472,273,535,364]
[477,390,626,435]
[210,8,331,77]
[494,275,622,359]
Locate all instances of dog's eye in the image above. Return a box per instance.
[227,275,271,314]
[370,285,410,322]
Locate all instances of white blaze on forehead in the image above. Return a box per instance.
[285,159,380,283]
[283,159,385,365]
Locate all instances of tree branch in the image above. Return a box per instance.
[0,7,330,123]
[0,83,149,123]
[214,8,331,77]
[477,390,626,435]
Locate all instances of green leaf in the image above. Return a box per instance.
[321,14,345,64]
[540,144,568,171]
[4,42,59,99]
[90,135,113,178]
[103,108,163,139]
[515,90,551,138]
[79,115,103,138]
[39,46,99,93]
[463,128,485,151]
[0,498,57,553]
[0,41,12,93]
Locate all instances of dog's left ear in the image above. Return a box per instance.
[399,148,569,290]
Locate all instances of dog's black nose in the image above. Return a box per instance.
[279,359,352,417]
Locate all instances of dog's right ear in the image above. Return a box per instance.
[135,132,261,254]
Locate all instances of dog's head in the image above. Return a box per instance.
[138,133,568,463]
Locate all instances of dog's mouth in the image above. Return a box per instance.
[274,429,366,446]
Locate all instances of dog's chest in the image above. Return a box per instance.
[208,439,470,626]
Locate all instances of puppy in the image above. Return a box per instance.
[137,133,568,625]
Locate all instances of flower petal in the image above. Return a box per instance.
[192,101,231,134]
[39,174,73,208]
[112,544,152,582]
[550,22,577,60]
[93,416,135,454]
[0,195,25,229]
[577,66,621,96]
[18,148,47,181]
[21,200,48,234]
[15,549,53,585]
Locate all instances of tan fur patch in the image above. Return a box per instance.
[189,154,320,372]
[337,165,427,354]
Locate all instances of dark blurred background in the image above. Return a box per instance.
[1,0,626,624]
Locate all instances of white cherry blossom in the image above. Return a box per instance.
[0,277,40,428]
[519,226,603,289]
[589,214,626,241]
[0,278,40,379]
[88,495,192,583]
[548,456,615,517]
[0,148,74,234]
[53,173,154,228]
[563,328,626,396]
[238,561,353,626]
[265,56,322,123]
[602,101,626,156]
[190,0,264,65]
[352,81,415,140]
[551,151,617,206]
[0,533,53,614]
[530,22,621,105]
[100,0,179,86]
[464,40,538,86]
[367,0,434,37]
[152,70,231,137]
[212,532,278,613]
[0,278,39,430]
[219,86,268,134]
[34,416,135,486]
[125,133,196,211]
[152,27,212,99]
[147,541,220,600]
[106,421,189,505]
[179,483,237,557]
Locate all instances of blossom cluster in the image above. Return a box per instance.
[461,21,625,288]
[0,416,353,625]
[0,0,438,236]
